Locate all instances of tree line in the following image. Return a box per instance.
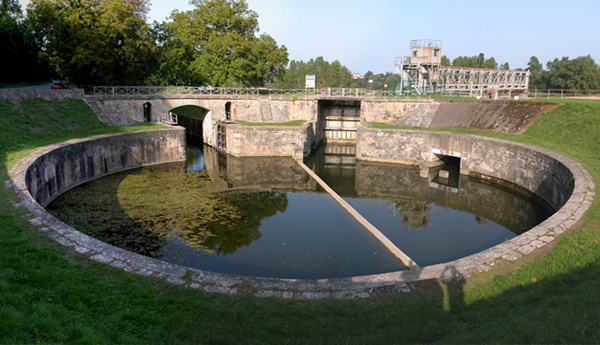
[0,0,49,83]
[527,55,600,90]
[268,57,354,89]
[1,0,288,87]
[2,0,599,90]
[443,53,600,90]
[442,53,510,70]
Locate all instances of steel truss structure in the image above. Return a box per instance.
[438,66,530,94]
[395,39,530,96]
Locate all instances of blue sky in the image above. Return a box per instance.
[19,0,600,74]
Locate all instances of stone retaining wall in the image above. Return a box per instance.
[24,128,186,207]
[360,99,557,133]
[361,99,439,126]
[356,126,574,211]
[226,122,315,157]
[0,89,84,100]
[97,96,318,123]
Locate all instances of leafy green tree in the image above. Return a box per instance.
[157,0,288,87]
[499,62,510,70]
[481,57,498,69]
[0,0,47,83]
[27,0,157,85]
[546,56,600,90]
[527,56,547,89]
[440,55,451,66]
[452,55,478,68]
[477,53,485,68]
[452,53,498,69]
[0,0,21,19]
[272,56,352,88]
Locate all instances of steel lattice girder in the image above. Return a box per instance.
[438,67,530,91]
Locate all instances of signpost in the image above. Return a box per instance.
[305,74,316,89]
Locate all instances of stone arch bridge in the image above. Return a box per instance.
[86,88,556,158]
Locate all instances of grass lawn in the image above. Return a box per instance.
[0,98,599,344]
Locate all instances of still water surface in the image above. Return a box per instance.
[47,138,553,279]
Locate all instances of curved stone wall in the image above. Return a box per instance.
[356,127,574,211]
[9,128,595,299]
[24,128,186,207]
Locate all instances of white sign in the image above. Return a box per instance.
[305,75,316,88]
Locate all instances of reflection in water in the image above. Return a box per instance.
[47,141,554,279]
[306,144,554,266]
[186,134,205,172]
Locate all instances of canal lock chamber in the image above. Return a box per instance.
[45,136,555,279]
[15,124,593,298]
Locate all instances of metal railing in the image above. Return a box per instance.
[86,85,600,101]
[422,88,600,100]
[89,86,261,97]
[86,85,431,99]
[527,89,600,99]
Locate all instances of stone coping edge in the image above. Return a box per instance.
[6,131,596,300]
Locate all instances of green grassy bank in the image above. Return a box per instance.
[0,98,599,344]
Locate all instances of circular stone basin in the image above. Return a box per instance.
[12,129,594,299]
[46,142,553,279]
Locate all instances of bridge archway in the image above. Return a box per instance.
[143,102,152,122]
[170,105,210,140]
[225,102,232,120]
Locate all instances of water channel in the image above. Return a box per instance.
[47,136,554,279]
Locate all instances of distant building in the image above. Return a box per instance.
[352,73,364,79]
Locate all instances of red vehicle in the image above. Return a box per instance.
[50,80,66,89]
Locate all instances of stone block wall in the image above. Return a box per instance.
[226,122,314,157]
[0,89,84,100]
[361,99,439,126]
[356,126,574,211]
[25,128,186,207]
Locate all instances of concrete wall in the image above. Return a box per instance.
[356,126,574,211]
[226,122,315,157]
[25,128,186,207]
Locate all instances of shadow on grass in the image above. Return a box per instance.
[216,255,599,344]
